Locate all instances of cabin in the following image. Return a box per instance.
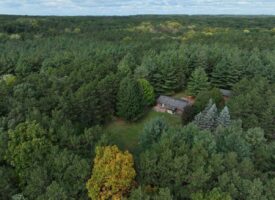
[155,95,190,115]
[219,89,232,100]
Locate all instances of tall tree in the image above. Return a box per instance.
[86,145,136,200]
[117,76,145,121]
[187,67,210,96]
[139,117,168,149]
[138,79,155,106]
[117,53,137,77]
[211,51,242,89]
[228,77,275,139]
[6,121,51,183]
[193,88,223,114]
[217,106,231,127]
[194,101,218,131]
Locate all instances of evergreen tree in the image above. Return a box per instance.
[187,67,210,96]
[228,77,275,139]
[191,188,232,200]
[194,88,223,114]
[138,79,155,106]
[139,117,168,149]
[194,100,218,131]
[129,187,173,200]
[116,76,145,121]
[245,49,264,79]
[117,53,136,77]
[147,50,185,95]
[203,104,218,131]
[217,106,231,127]
[211,52,242,89]
[128,187,150,200]
[181,105,195,125]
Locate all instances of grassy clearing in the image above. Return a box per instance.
[104,110,181,154]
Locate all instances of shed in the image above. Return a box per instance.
[220,89,232,97]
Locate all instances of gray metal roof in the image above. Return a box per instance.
[220,89,232,97]
[157,95,189,111]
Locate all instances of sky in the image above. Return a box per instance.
[0,0,274,16]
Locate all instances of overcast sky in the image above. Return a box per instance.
[0,0,274,16]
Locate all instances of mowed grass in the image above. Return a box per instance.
[104,110,181,154]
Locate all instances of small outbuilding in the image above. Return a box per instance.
[155,95,190,115]
[220,89,232,100]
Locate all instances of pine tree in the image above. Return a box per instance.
[146,51,185,95]
[194,100,218,131]
[211,57,230,89]
[203,99,214,115]
[139,117,168,149]
[117,53,136,77]
[138,79,155,106]
[116,76,145,121]
[211,53,242,89]
[187,67,210,96]
[217,106,231,127]
[245,49,264,79]
[203,104,218,131]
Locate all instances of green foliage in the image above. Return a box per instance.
[211,51,243,89]
[37,181,68,200]
[193,88,223,114]
[145,50,185,95]
[194,100,231,131]
[139,120,274,200]
[181,105,195,125]
[6,121,51,180]
[128,187,173,200]
[0,15,275,199]
[228,77,275,139]
[2,74,16,86]
[194,100,218,131]
[0,166,19,199]
[139,124,217,199]
[139,116,168,149]
[138,78,155,106]
[187,67,210,96]
[217,106,231,127]
[191,188,232,200]
[117,53,137,77]
[117,76,145,121]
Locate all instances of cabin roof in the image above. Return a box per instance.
[157,95,189,111]
[220,89,232,97]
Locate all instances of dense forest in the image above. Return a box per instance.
[0,15,275,200]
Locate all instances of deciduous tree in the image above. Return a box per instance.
[86,145,136,200]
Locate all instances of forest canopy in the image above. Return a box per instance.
[0,15,274,200]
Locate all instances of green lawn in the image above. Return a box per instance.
[104,110,181,154]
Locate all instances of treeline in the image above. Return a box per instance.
[0,15,274,199]
[85,105,275,200]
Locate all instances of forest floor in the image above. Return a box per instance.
[104,110,181,154]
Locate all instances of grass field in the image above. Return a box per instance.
[104,110,181,154]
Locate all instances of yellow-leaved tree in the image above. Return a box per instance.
[86,145,136,200]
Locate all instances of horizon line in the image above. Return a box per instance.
[1,14,275,17]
